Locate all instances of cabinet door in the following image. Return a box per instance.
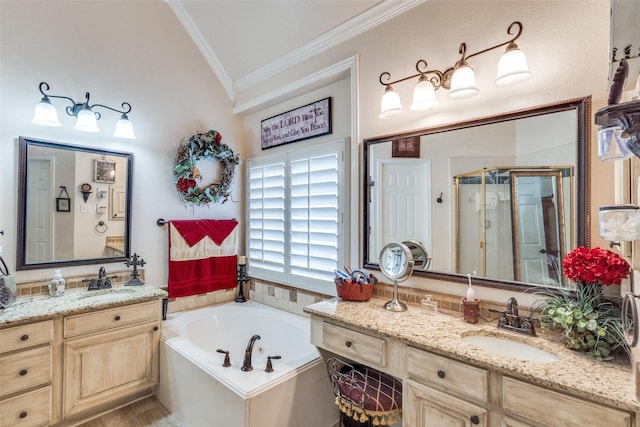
[63,322,159,418]
[405,379,487,427]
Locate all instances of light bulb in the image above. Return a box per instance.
[448,62,479,99]
[114,114,136,139]
[32,97,61,127]
[495,43,532,86]
[410,76,438,111]
[74,107,100,133]
[379,85,404,119]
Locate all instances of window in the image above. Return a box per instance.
[247,140,346,294]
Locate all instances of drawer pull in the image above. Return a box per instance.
[345,341,352,348]
[470,415,480,425]
[153,326,159,331]
[20,334,29,341]
[19,411,28,419]
[437,369,446,379]
[114,315,121,321]
[19,369,28,376]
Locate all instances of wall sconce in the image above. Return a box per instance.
[378,21,532,118]
[31,81,136,139]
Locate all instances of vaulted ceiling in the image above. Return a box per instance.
[165,0,425,102]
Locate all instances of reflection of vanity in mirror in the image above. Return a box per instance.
[363,97,590,289]
[17,137,132,270]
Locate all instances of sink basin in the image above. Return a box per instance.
[76,287,137,301]
[462,335,558,362]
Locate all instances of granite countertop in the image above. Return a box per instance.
[304,297,640,413]
[0,284,167,327]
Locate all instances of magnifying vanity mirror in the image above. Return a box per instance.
[363,97,590,289]
[17,137,132,270]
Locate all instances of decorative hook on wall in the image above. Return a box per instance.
[436,193,443,203]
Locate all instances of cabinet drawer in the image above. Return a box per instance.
[0,320,53,354]
[322,322,386,366]
[64,299,159,338]
[0,386,51,427]
[502,377,632,426]
[407,347,488,403]
[0,346,51,398]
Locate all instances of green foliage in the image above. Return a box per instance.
[538,283,629,362]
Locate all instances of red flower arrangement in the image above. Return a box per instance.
[562,246,630,286]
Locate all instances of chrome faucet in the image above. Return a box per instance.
[241,335,261,371]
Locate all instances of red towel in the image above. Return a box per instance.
[168,219,238,298]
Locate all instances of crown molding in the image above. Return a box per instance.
[165,0,236,101]
[235,0,424,93]
[233,55,358,115]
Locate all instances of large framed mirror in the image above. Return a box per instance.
[17,137,133,270]
[363,97,590,289]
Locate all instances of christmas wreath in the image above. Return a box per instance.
[173,130,240,205]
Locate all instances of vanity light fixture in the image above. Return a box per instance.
[378,21,532,118]
[31,81,136,139]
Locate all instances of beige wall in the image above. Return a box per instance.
[240,0,617,304]
[1,0,619,305]
[0,0,243,285]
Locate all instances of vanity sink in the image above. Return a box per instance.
[462,335,558,362]
[76,287,137,301]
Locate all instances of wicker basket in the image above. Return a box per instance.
[334,275,376,302]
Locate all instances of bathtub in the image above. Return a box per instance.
[156,301,337,427]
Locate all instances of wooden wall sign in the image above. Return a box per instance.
[261,97,332,150]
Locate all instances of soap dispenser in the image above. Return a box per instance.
[48,269,65,297]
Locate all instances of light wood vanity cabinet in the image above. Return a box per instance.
[0,320,54,427]
[502,377,633,426]
[406,347,488,426]
[309,315,637,427]
[62,300,161,420]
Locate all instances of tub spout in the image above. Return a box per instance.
[241,334,261,371]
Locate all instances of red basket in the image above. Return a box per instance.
[334,275,376,302]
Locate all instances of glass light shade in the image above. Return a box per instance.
[32,98,61,127]
[448,64,479,99]
[495,46,532,86]
[114,115,136,139]
[379,86,404,119]
[410,78,438,111]
[74,107,100,133]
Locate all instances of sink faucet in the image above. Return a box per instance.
[87,266,112,291]
[492,297,536,336]
[506,297,520,328]
[241,335,261,371]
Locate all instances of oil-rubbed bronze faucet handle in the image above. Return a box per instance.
[216,349,231,367]
[265,355,282,373]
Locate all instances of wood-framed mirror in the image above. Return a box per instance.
[363,97,591,290]
[17,137,133,270]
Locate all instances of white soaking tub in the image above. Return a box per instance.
[157,300,337,427]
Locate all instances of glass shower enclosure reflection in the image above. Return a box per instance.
[455,167,572,287]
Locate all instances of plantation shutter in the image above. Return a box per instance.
[248,160,286,275]
[247,140,344,292]
[289,150,340,283]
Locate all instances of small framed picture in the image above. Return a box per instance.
[56,197,71,212]
[95,160,116,183]
[392,136,421,158]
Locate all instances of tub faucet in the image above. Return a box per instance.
[241,334,261,371]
